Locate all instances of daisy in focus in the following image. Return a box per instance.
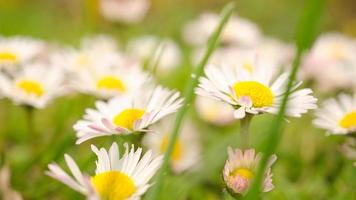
[0,63,66,108]
[223,147,277,196]
[314,93,356,135]
[71,64,151,99]
[46,142,163,200]
[195,61,317,119]
[301,33,356,91]
[0,36,44,70]
[74,86,183,144]
[99,0,150,24]
[142,118,201,173]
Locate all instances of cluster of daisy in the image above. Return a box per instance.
[304,33,356,167]
[0,34,200,199]
[1,8,355,199]
[183,12,318,196]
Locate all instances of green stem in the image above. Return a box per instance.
[24,105,36,140]
[145,3,235,200]
[240,115,252,149]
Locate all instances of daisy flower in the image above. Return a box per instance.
[127,36,182,76]
[341,138,356,167]
[99,0,150,24]
[223,147,277,196]
[71,64,151,99]
[46,142,163,200]
[52,37,123,74]
[74,86,183,144]
[301,33,356,91]
[0,36,44,70]
[195,61,317,119]
[314,93,356,135]
[183,12,261,47]
[142,118,201,173]
[0,62,66,108]
[195,96,235,126]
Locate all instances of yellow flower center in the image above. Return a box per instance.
[16,79,44,97]
[91,171,136,200]
[0,51,17,62]
[232,168,254,180]
[339,111,356,129]
[330,43,346,60]
[113,109,145,130]
[160,136,182,162]
[97,76,126,92]
[233,81,274,108]
[242,62,254,74]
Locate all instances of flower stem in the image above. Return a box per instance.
[145,3,236,200]
[24,105,35,137]
[240,114,252,149]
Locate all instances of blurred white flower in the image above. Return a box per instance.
[142,118,201,173]
[74,86,183,144]
[301,33,356,91]
[341,138,356,167]
[191,38,294,75]
[223,147,276,195]
[314,93,356,135]
[127,36,182,75]
[196,60,317,119]
[52,36,123,74]
[0,62,66,108]
[0,36,45,70]
[183,12,261,47]
[71,64,151,99]
[47,142,162,200]
[0,165,23,200]
[99,0,150,24]
[195,96,235,126]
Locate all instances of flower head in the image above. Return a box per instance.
[314,93,356,135]
[0,62,66,108]
[71,63,151,99]
[195,96,235,126]
[0,36,44,70]
[196,60,317,119]
[74,86,183,144]
[223,147,277,195]
[46,143,163,200]
[142,118,201,173]
[183,12,261,47]
[99,0,150,24]
[127,36,182,76]
[301,33,356,91]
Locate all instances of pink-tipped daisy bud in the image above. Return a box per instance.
[223,147,277,196]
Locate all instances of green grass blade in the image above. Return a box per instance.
[145,2,236,200]
[243,0,325,199]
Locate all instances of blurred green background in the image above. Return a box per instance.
[0,0,356,199]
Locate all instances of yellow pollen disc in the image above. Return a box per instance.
[330,43,345,59]
[242,62,254,74]
[160,136,182,162]
[0,52,17,62]
[97,76,126,92]
[339,111,356,129]
[16,80,44,97]
[91,171,136,200]
[113,109,145,130]
[233,81,274,108]
[232,168,254,180]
